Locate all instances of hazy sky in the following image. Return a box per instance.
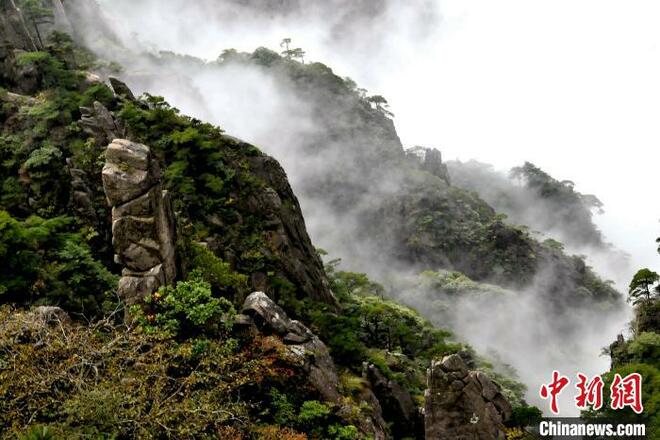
[383,0,660,275]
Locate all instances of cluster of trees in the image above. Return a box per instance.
[627,236,660,305]
[628,267,660,305]
[280,38,305,63]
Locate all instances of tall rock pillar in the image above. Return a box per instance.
[102,139,177,310]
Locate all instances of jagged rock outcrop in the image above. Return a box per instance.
[109,76,136,101]
[66,157,97,222]
[102,139,177,309]
[364,362,424,439]
[242,291,341,402]
[424,354,512,440]
[80,100,126,146]
[242,291,387,439]
[246,155,337,306]
[406,146,451,185]
[0,0,40,52]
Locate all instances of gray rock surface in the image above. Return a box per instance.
[246,155,337,306]
[242,291,340,403]
[424,354,512,440]
[31,306,71,325]
[242,291,387,439]
[109,76,136,101]
[102,139,177,310]
[80,101,125,146]
[364,362,423,439]
[406,146,451,185]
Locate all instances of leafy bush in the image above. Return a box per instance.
[267,389,361,439]
[134,274,236,338]
[180,240,247,300]
[0,211,117,313]
[15,51,78,89]
[626,332,660,365]
[506,405,543,428]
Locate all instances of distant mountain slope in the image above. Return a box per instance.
[448,159,606,249]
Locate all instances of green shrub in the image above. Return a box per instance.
[266,390,361,439]
[627,332,660,364]
[297,400,331,425]
[134,273,236,338]
[0,211,117,313]
[269,389,297,426]
[15,51,77,89]
[328,424,360,440]
[506,405,543,428]
[19,426,57,440]
[181,241,247,300]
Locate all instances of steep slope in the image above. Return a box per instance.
[2,0,633,435]
[200,49,621,307]
[41,0,628,414]
[448,160,608,249]
[0,36,334,314]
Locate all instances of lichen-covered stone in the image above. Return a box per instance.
[425,354,511,440]
[102,139,160,205]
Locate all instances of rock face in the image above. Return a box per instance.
[406,146,451,185]
[364,363,423,439]
[102,139,177,309]
[424,354,511,440]
[0,0,40,52]
[242,292,387,439]
[246,155,336,306]
[242,291,341,403]
[80,101,126,146]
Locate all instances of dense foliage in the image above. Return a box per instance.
[0,305,367,439]
[0,210,116,313]
[584,239,660,438]
[448,160,607,249]
[306,263,461,401]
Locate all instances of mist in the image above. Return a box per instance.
[64,0,657,416]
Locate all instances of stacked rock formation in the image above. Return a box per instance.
[424,354,512,440]
[101,139,177,309]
